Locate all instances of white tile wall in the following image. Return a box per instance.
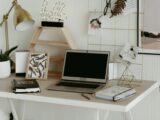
[88,0,140,80]
[88,0,102,12]
[101,29,116,45]
[115,30,129,45]
[0,0,160,120]
[115,15,130,29]
[101,15,116,28]
[87,1,160,120]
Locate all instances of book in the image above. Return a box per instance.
[95,85,136,101]
[12,79,40,93]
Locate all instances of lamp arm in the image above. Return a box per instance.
[0,0,17,26]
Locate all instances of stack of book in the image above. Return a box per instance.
[12,79,40,93]
[95,85,136,101]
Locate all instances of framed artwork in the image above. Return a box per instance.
[138,0,160,55]
[26,53,49,79]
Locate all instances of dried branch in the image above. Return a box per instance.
[110,0,127,18]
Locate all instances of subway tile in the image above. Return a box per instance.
[128,30,137,46]
[140,14,144,30]
[88,34,101,44]
[129,13,137,29]
[101,14,116,28]
[88,0,102,12]
[115,15,130,29]
[101,45,117,61]
[115,30,129,46]
[88,45,101,51]
[101,29,115,45]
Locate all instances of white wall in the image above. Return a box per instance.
[0,0,160,120]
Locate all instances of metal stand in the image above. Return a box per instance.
[118,62,135,86]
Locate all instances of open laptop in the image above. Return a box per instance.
[47,50,110,93]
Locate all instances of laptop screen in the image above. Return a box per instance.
[62,50,110,83]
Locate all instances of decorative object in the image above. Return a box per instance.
[0,46,18,79]
[89,0,137,30]
[89,0,111,29]
[118,43,138,85]
[88,12,102,35]
[28,26,77,79]
[26,53,49,79]
[90,18,101,29]
[0,0,35,50]
[138,0,160,55]
[110,0,127,17]
[15,50,29,77]
[40,0,67,27]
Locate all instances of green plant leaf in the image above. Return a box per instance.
[4,46,18,56]
[0,46,18,62]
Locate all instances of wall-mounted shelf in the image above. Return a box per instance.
[28,26,77,78]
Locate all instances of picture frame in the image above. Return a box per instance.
[138,0,160,55]
[26,53,49,79]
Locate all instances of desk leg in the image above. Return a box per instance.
[21,101,26,120]
[8,99,19,120]
[96,109,110,120]
[125,111,133,120]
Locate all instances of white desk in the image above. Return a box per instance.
[0,76,158,120]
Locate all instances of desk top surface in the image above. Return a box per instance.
[0,76,158,112]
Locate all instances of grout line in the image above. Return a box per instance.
[88,44,124,47]
[101,28,137,30]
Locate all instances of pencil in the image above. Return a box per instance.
[81,93,90,100]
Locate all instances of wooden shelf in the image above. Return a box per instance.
[50,56,64,62]
[31,40,69,48]
[48,71,62,79]
[28,26,77,79]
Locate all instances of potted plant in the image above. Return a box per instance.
[0,46,18,79]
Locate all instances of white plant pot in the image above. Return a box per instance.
[0,60,11,79]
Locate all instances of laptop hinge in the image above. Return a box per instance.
[61,79,106,84]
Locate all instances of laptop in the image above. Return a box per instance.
[47,50,110,93]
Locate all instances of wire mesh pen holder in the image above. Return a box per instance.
[118,62,142,87]
[118,62,134,86]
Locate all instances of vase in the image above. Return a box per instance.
[0,60,11,79]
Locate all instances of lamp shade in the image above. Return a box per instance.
[14,4,34,31]
[119,43,138,63]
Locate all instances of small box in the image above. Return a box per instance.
[15,50,29,77]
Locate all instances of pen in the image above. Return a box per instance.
[81,93,90,100]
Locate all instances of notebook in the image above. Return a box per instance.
[47,50,110,93]
[12,79,40,93]
[95,85,136,101]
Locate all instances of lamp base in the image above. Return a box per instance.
[41,21,64,27]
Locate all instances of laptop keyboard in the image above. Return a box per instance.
[57,81,100,89]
